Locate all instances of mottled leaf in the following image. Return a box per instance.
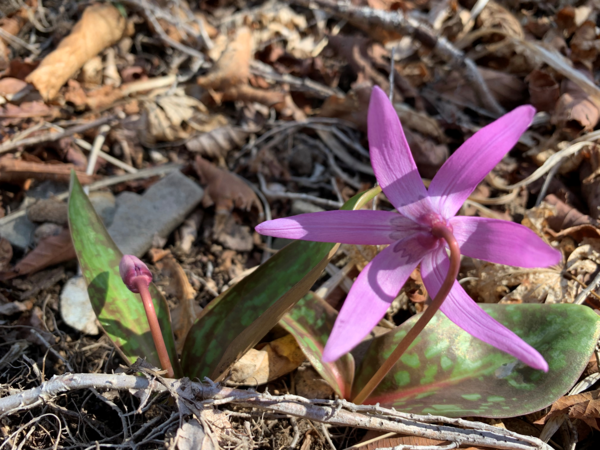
[281,292,354,399]
[181,187,381,381]
[68,172,180,374]
[353,304,600,417]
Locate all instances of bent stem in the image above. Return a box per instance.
[352,225,460,405]
[133,278,175,377]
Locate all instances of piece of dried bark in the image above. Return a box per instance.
[0,156,97,185]
[26,3,126,101]
[0,229,76,280]
[194,156,262,214]
[526,70,560,112]
[552,67,600,135]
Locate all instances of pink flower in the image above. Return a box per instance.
[256,86,560,371]
[119,255,153,293]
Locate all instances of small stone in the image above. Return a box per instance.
[291,200,325,215]
[60,276,99,335]
[108,171,204,256]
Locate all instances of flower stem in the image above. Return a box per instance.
[133,278,175,378]
[352,225,460,405]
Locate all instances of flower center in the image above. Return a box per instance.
[422,213,453,238]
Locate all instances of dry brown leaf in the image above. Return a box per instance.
[0,238,12,272]
[197,27,252,90]
[476,1,524,40]
[228,334,306,385]
[552,67,600,135]
[433,67,527,110]
[0,229,76,280]
[526,70,560,112]
[0,16,24,71]
[571,21,599,68]
[186,126,250,159]
[0,156,98,185]
[26,3,126,101]
[537,389,600,431]
[194,156,262,214]
[0,102,57,124]
[544,194,597,231]
[320,83,372,131]
[0,77,28,98]
[142,91,207,142]
[64,80,124,111]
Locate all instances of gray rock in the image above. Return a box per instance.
[108,171,204,256]
[0,215,36,250]
[89,191,116,227]
[290,200,325,215]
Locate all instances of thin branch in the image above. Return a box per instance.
[0,114,122,154]
[0,373,552,450]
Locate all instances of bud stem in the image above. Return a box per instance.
[133,278,175,378]
[352,225,460,405]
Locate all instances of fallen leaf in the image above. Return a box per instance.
[143,90,207,142]
[186,125,250,158]
[537,389,600,431]
[0,229,76,280]
[0,156,97,185]
[197,27,252,90]
[294,365,335,399]
[228,334,306,385]
[213,214,254,252]
[194,156,262,214]
[526,70,560,112]
[26,3,126,101]
[544,194,597,231]
[552,67,600,135]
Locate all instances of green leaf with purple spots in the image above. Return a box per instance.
[281,292,354,399]
[352,303,600,417]
[68,172,180,375]
[181,187,381,381]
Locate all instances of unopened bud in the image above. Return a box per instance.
[119,255,152,293]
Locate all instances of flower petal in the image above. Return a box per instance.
[323,233,437,362]
[368,86,434,223]
[255,210,423,245]
[451,216,561,268]
[429,105,536,219]
[421,248,548,371]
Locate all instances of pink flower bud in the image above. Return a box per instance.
[119,255,152,293]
